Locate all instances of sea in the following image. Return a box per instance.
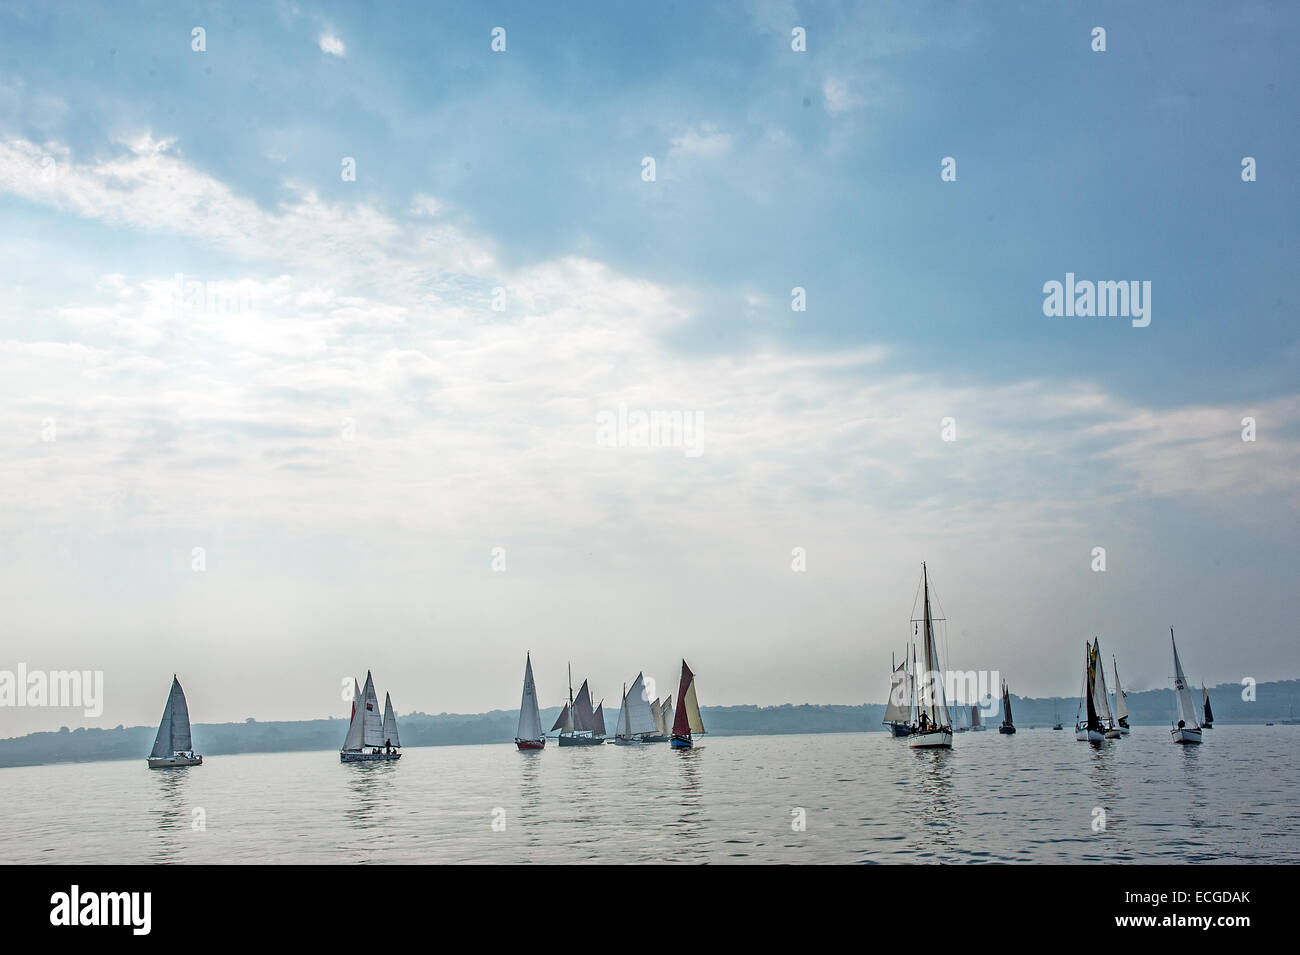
[2,725,1296,864]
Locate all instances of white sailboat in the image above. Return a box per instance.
[515,653,545,750]
[1170,628,1203,744]
[908,563,953,749]
[657,695,675,741]
[341,671,401,761]
[1112,656,1131,734]
[643,697,670,743]
[613,672,659,744]
[147,675,202,768]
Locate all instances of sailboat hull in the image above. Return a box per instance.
[885,722,912,738]
[1105,728,1122,739]
[998,724,1016,735]
[557,734,604,747]
[907,730,952,749]
[515,739,545,750]
[670,735,693,749]
[1075,726,1106,743]
[147,755,202,769]
[340,750,402,762]
[638,734,670,743]
[1171,727,1203,744]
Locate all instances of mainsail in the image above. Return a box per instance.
[672,660,707,738]
[626,673,658,736]
[150,676,193,758]
[1001,681,1013,725]
[1171,629,1200,730]
[919,566,950,728]
[1091,639,1114,723]
[516,654,543,742]
[381,692,401,747]
[1202,685,1214,725]
[614,684,630,739]
[1082,642,1102,730]
[343,671,386,750]
[970,704,981,729]
[660,695,674,736]
[573,680,597,733]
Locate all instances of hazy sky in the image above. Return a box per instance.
[1,1,1296,736]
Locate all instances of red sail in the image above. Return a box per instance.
[672,659,694,737]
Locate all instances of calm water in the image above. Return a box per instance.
[2,726,1297,864]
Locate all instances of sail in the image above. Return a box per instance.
[150,676,192,757]
[1113,658,1129,721]
[343,683,365,750]
[920,566,950,727]
[1083,642,1101,729]
[649,698,663,734]
[1203,686,1214,724]
[627,673,658,736]
[1171,631,1199,729]
[660,696,674,736]
[883,659,910,722]
[684,679,705,735]
[572,680,596,732]
[351,678,360,723]
[672,661,694,736]
[614,686,631,739]
[970,704,981,728]
[550,701,573,734]
[592,702,606,737]
[1091,639,1113,722]
[516,655,543,741]
[381,692,401,747]
[1001,682,1013,724]
[358,672,385,747]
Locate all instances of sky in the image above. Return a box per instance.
[0,1,1296,735]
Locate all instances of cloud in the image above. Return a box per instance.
[667,122,734,161]
[318,32,345,56]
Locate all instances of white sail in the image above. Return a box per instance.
[1091,640,1113,722]
[627,673,658,736]
[516,654,542,741]
[660,696,674,736]
[921,577,950,728]
[150,676,192,757]
[359,671,385,748]
[1113,657,1129,721]
[381,692,401,747]
[683,680,706,735]
[343,686,365,750]
[1171,630,1200,729]
[614,685,631,739]
[649,698,663,733]
[883,659,911,722]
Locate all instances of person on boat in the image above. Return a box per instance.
[1177,719,1186,729]
[918,713,929,732]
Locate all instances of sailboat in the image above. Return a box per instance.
[1093,639,1122,738]
[514,653,545,750]
[882,652,913,736]
[655,695,675,742]
[643,698,670,743]
[1201,684,1214,729]
[670,659,706,749]
[1113,656,1131,734]
[340,671,401,761]
[970,703,986,731]
[1170,629,1203,744]
[147,675,202,768]
[613,672,659,744]
[1052,705,1063,731]
[998,680,1016,734]
[908,563,953,749]
[1075,642,1106,743]
[553,666,605,746]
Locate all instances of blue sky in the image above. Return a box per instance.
[0,1,1296,731]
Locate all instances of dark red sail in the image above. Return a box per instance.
[672,660,694,737]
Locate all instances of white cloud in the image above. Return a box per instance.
[668,122,734,161]
[318,32,345,56]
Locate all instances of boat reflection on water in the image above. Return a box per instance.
[148,766,194,863]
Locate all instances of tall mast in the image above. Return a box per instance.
[921,562,934,723]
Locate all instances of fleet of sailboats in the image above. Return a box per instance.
[147,675,202,768]
[341,671,402,762]
[552,665,606,746]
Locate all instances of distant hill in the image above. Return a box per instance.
[1,680,1296,769]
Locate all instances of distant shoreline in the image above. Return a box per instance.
[3,679,1296,769]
